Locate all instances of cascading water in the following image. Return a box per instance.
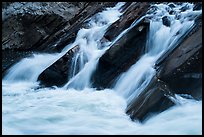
[63,2,126,89]
[2,2,202,135]
[114,2,201,104]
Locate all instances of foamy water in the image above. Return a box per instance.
[2,82,202,135]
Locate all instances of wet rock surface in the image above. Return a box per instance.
[38,45,80,87]
[126,76,175,122]
[102,2,150,42]
[156,15,202,100]
[193,2,202,11]
[91,20,149,89]
[162,16,171,27]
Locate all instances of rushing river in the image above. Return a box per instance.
[2,2,202,135]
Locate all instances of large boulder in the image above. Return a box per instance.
[2,2,87,74]
[126,76,175,122]
[91,19,149,89]
[38,45,80,87]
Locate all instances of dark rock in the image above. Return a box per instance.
[119,2,132,13]
[102,2,150,42]
[156,26,202,100]
[38,45,80,87]
[33,2,117,53]
[193,2,202,11]
[2,2,14,9]
[126,76,175,122]
[169,10,176,15]
[162,16,171,27]
[2,13,67,73]
[168,3,176,8]
[91,19,149,89]
[180,4,190,12]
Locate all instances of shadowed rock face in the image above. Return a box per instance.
[156,15,202,100]
[38,45,80,87]
[126,76,175,122]
[193,2,202,11]
[162,16,171,27]
[91,20,149,89]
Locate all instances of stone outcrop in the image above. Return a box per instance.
[87,3,151,90]
[193,2,202,11]
[162,16,171,27]
[35,2,117,53]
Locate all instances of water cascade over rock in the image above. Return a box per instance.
[2,2,202,135]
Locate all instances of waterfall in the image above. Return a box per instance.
[3,2,125,84]
[2,2,202,135]
[63,2,125,89]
